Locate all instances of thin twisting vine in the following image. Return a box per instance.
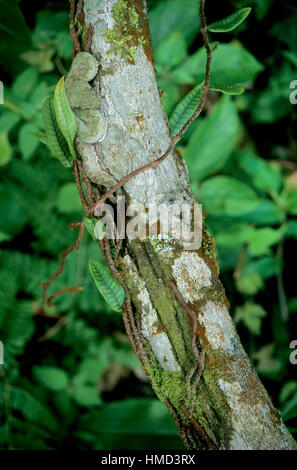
[41,0,217,450]
[170,280,206,399]
[180,402,218,450]
[86,0,212,217]
[42,0,212,322]
[41,218,85,305]
[69,0,81,58]
[164,399,192,450]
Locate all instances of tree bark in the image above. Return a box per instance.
[72,0,297,450]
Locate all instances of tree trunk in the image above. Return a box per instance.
[72,0,297,450]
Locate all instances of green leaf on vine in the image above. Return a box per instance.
[84,217,97,241]
[208,7,251,33]
[210,83,244,95]
[53,77,77,159]
[88,259,125,312]
[41,97,73,168]
[32,130,48,146]
[169,82,203,136]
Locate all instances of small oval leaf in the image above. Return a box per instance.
[208,7,251,33]
[54,77,78,159]
[169,82,203,136]
[89,259,125,312]
[210,83,244,95]
[32,130,49,146]
[42,97,73,168]
[84,217,97,241]
[33,366,69,392]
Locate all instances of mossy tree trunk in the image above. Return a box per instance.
[72,0,297,450]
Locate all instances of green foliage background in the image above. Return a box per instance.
[0,0,297,449]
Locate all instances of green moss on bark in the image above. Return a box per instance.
[103,0,145,62]
[103,0,154,64]
[118,236,237,447]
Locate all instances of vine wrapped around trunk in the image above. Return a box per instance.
[58,0,296,450]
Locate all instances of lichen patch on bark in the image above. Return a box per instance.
[172,251,212,302]
[218,378,296,449]
[123,254,181,372]
[199,301,240,354]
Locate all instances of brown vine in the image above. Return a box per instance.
[86,0,211,216]
[41,0,216,450]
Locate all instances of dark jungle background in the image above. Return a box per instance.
[0,0,296,450]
